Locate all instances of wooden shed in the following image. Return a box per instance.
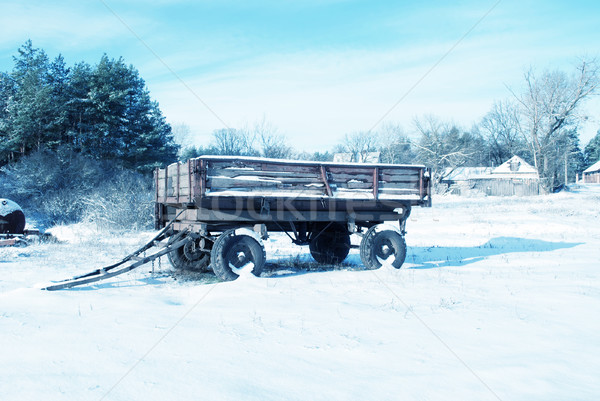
[473,156,541,196]
[581,160,600,183]
[444,156,542,196]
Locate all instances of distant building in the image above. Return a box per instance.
[333,152,380,163]
[442,155,542,196]
[333,153,353,163]
[581,160,600,183]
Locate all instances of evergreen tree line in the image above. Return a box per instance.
[0,41,179,228]
[0,40,179,173]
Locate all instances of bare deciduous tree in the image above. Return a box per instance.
[412,115,478,186]
[377,123,415,164]
[479,100,527,166]
[511,59,599,190]
[252,118,293,159]
[337,131,380,162]
[170,122,192,147]
[212,128,257,156]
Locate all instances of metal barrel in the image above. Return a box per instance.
[0,199,26,234]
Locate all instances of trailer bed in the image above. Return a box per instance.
[156,156,430,206]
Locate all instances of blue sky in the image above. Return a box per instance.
[1,0,599,151]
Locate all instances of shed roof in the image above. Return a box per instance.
[583,160,600,173]
[492,155,537,175]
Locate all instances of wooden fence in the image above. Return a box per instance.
[581,172,600,183]
[469,178,542,196]
[445,178,543,196]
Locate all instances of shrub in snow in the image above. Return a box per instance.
[0,147,153,230]
[81,172,153,232]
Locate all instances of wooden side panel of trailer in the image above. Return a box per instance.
[156,157,430,205]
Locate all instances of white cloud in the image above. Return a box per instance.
[0,1,154,53]
[145,41,513,150]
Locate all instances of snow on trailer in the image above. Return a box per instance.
[155,156,432,281]
[44,156,431,290]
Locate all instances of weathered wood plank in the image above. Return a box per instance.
[259,163,321,174]
[320,165,333,197]
[208,177,281,189]
[174,181,189,190]
[335,180,419,189]
[329,172,419,182]
[379,188,420,194]
[210,175,322,185]
[379,173,420,181]
[329,173,373,182]
[380,167,421,174]
[379,181,420,189]
[208,160,320,174]
[207,167,319,179]
[373,167,379,200]
[339,181,372,189]
[206,189,327,197]
[327,166,377,174]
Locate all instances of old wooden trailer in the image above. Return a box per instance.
[154,156,431,281]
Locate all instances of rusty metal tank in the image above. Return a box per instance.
[0,198,26,234]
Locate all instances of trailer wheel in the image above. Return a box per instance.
[360,225,406,270]
[211,228,266,281]
[167,233,211,272]
[309,223,351,265]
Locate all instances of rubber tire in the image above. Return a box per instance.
[210,229,266,281]
[167,233,211,272]
[360,225,406,270]
[309,223,351,265]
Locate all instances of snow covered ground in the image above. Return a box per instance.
[1,186,599,401]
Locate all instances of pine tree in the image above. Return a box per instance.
[0,41,179,172]
[82,55,129,159]
[4,41,55,158]
[80,55,178,172]
[65,62,93,151]
[584,130,600,167]
[47,54,71,146]
[128,100,179,173]
[0,71,16,162]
